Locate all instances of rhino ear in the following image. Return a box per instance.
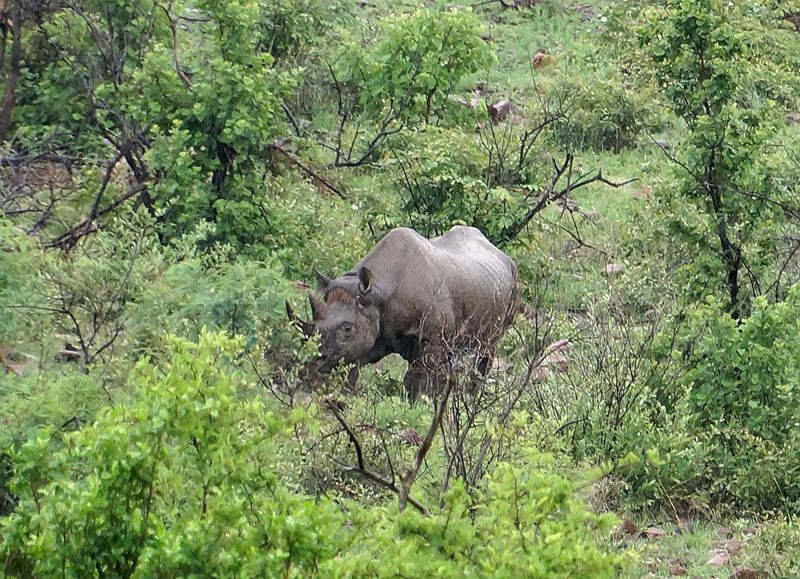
[358,267,374,295]
[316,271,332,292]
[309,292,328,321]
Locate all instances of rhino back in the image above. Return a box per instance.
[357,226,517,343]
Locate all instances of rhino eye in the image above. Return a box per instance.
[340,323,354,335]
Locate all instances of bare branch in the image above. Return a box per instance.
[398,376,454,512]
[266,143,345,199]
[502,155,636,241]
[328,402,430,516]
[157,1,193,90]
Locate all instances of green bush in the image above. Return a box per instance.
[384,127,519,243]
[336,8,494,125]
[613,290,800,513]
[126,254,297,358]
[746,517,800,577]
[0,221,35,344]
[1,331,346,577]
[326,455,626,578]
[1,332,628,577]
[551,76,665,152]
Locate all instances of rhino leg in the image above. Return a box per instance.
[344,365,360,394]
[476,354,493,376]
[466,349,495,395]
[403,361,429,405]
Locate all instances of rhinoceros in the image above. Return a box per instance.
[296,226,519,403]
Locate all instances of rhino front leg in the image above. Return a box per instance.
[344,365,360,394]
[477,353,493,376]
[403,360,429,405]
[467,347,496,395]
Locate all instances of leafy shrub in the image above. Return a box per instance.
[1,331,346,577]
[257,0,349,62]
[746,517,800,577]
[0,220,35,344]
[384,127,519,242]
[325,454,626,578]
[1,332,628,577]
[612,290,800,513]
[678,292,800,510]
[126,254,297,358]
[551,76,665,152]
[336,8,494,124]
[637,0,791,317]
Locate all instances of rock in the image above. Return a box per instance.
[643,526,666,539]
[613,519,637,539]
[632,186,652,200]
[399,428,423,446]
[602,263,625,277]
[544,339,572,355]
[573,4,597,21]
[521,304,546,330]
[448,94,481,110]
[489,100,512,124]
[541,340,570,372]
[531,365,551,383]
[668,565,688,576]
[784,13,800,31]
[543,352,567,372]
[725,539,743,554]
[532,50,555,69]
[729,566,762,579]
[707,552,730,567]
[654,139,671,150]
[580,209,601,221]
[556,198,580,213]
[674,517,694,535]
[449,95,472,108]
[786,112,800,125]
[716,526,733,540]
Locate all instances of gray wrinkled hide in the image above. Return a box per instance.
[310,226,519,403]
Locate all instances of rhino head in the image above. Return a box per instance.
[303,267,380,377]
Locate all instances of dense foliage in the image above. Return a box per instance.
[2,0,800,574]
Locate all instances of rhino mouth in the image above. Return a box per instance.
[310,353,343,376]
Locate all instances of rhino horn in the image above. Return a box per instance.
[309,292,328,321]
[358,267,374,295]
[286,300,315,337]
[285,300,297,321]
[316,271,332,292]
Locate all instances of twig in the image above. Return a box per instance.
[158,1,193,90]
[398,375,454,512]
[266,143,346,199]
[502,154,636,241]
[329,403,430,516]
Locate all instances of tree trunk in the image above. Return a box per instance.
[0,0,21,142]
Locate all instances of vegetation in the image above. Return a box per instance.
[1,0,800,576]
